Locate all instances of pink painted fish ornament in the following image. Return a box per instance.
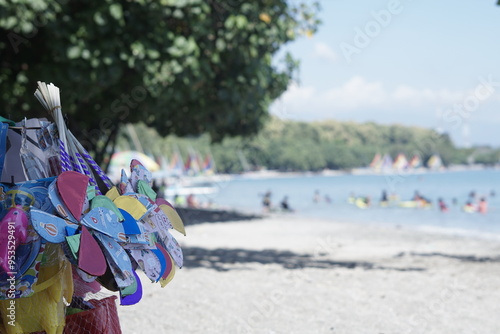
[0,206,29,272]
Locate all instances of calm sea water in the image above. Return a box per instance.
[203,170,500,235]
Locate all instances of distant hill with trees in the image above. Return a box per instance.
[117,118,498,174]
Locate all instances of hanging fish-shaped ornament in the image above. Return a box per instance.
[129,249,163,282]
[48,179,77,223]
[136,180,157,201]
[156,198,186,236]
[113,196,148,220]
[158,230,183,268]
[120,269,143,305]
[0,206,29,272]
[30,208,78,243]
[78,226,107,277]
[56,171,90,221]
[80,207,126,243]
[94,233,134,288]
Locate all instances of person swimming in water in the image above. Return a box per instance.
[438,198,448,212]
[412,190,422,201]
[463,201,477,213]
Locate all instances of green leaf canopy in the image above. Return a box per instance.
[0,0,320,163]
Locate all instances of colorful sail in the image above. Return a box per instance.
[184,148,201,176]
[381,154,393,170]
[409,155,422,168]
[392,154,409,170]
[369,153,381,169]
[202,153,216,175]
[427,154,443,170]
[169,147,184,176]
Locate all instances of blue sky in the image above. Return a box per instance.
[271,0,500,147]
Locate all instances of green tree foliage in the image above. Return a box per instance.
[470,147,500,166]
[0,0,320,163]
[121,118,467,174]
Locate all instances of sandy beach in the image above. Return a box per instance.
[117,215,500,334]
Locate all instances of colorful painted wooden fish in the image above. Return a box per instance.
[129,249,163,282]
[78,226,107,276]
[129,160,152,190]
[0,206,29,272]
[141,205,173,238]
[48,179,77,223]
[80,207,126,243]
[159,250,176,288]
[137,180,157,201]
[91,195,124,221]
[56,171,90,221]
[155,198,186,235]
[156,243,173,280]
[30,208,78,243]
[120,269,143,305]
[94,233,134,288]
[119,209,141,235]
[113,196,147,220]
[158,230,183,268]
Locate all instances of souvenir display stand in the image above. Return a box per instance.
[0,82,186,334]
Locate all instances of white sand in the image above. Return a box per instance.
[117,216,500,333]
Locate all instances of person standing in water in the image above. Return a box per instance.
[324,194,332,204]
[380,190,389,206]
[313,190,321,203]
[262,191,272,212]
[478,197,488,214]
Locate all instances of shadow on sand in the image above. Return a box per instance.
[183,247,426,272]
[408,252,500,263]
[177,207,262,226]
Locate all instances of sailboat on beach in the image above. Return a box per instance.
[380,153,393,171]
[201,153,216,176]
[164,148,230,198]
[183,148,201,177]
[392,154,409,171]
[409,155,422,169]
[367,153,395,173]
[427,154,443,170]
[169,147,185,177]
[369,153,382,170]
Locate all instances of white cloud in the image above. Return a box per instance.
[324,76,387,109]
[271,76,500,145]
[314,42,337,63]
[391,85,463,106]
[271,83,317,119]
[271,76,476,120]
[273,76,478,119]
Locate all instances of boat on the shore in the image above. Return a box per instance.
[165,178,218,197]
[163,174,233,197]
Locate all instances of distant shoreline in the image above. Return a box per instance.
[227,164,500,180]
